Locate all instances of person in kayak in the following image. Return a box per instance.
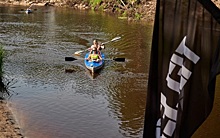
[88,39,105,54]
[86,47,102,62]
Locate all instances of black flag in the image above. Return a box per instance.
[144,0,220,137]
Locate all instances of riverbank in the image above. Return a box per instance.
[0,0,157,23]
[1,0,220,22]
[0,100,24,138]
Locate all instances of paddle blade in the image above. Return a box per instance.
[113,58,125,62]
[102,37,122,45]
[74,50,86,55]
[74,53,81,56]
[111,36,121,42]
[65,57,77,61]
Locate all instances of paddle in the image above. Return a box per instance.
[74,49,88,55]
[112,57,125,62]
[65,57,78,61]
[21,4,37,11]
[74,36,121,55]
[28,4,33,9]
[65,57,125,62]
[101,36,121,45]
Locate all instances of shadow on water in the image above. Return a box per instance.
[0,77,17,100]
[85,69,102,80]
[64,63,102,79]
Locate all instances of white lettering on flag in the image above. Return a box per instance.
[158,36,200,137]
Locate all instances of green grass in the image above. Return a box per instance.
[90,0,102,7]
[135,12,142,20]
[0,45,6,99]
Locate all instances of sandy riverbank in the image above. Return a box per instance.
[0,100,24,138]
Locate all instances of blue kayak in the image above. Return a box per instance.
[84,52,105,73]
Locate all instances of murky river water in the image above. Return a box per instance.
[0,4,219,138]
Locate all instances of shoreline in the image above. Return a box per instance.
[0,1,156,23]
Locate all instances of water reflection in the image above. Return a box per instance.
[104,71,148,137]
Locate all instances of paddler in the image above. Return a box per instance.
[86,47,102,62]
[88,39,105,55]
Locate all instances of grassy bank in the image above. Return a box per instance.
[0,44,6,100]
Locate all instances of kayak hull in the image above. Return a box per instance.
[84,52,105,73]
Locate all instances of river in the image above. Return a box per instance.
[0,5,151,138]
[0,4,219,138]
